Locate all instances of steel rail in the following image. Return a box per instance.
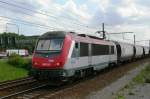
[0,77,36,90]
[0,77,33,87]
[0,84,48,99]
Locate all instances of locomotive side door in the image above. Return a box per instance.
[70,42,80,68]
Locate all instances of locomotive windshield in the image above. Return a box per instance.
[36,39,63,51]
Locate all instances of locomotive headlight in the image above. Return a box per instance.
[55,62,62,66]
[56,62,60,66]
[34,62,38,65]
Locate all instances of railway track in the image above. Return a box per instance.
[0,83,48,99]
[0,77,35,90]
[0,76,47,99]
[0,58,149,99]
[0,75,96,98]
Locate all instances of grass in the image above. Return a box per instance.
[116,63,150,99]
[0,60,28,82]
[117,95,125,99]
[133,64,150,84]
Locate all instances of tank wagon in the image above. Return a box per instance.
[143,46,149,56]
[32,31,149,80]
[135,45,144,58]
[114,42,134,62]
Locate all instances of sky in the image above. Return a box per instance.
[0,0,150,46]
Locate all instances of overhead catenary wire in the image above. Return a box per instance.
[10,0,85,23]
[0,4,75,30]
[0,2,98,34]
[0,16,62,30]
[0,16,90,35]
[9,0,86,25]
[0,5,62,30]
[0,0,95,30]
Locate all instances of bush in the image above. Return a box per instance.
[7,53,32,70]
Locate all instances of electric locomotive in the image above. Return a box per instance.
[32,31,117,80]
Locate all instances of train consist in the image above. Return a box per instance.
[32,31,150,80]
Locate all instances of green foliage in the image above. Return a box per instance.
[117,95,125,99]
[116,64,150,99]
[7,53,32,70]
[0,32,38,53]
[133,64,150,84]
[0,60,28,82]
[7,53,36,77]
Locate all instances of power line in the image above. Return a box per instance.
[0,0,94,30]
[0,17,96,36]
[10,0,94,28]
[0,2,96,33]
[0,16,88,34]
[0,16,62,30]
[0,3,73,30]
[107,32,133,34]
[0,5,65,27]
[0,0,100,34]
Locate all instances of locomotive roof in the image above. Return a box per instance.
[40,31,106,40]
[39,31,114,45]
[39,31,67,39]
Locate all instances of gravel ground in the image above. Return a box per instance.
[40,58,150,99]
[116,83,150,99]
[87,63,149,99]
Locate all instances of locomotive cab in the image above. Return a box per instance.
[32,31,72,79]
[33,38,63,67]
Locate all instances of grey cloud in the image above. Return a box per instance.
[136,0,150,7]
[89,7,125,27]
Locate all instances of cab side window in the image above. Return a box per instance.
[80,42,88,57]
